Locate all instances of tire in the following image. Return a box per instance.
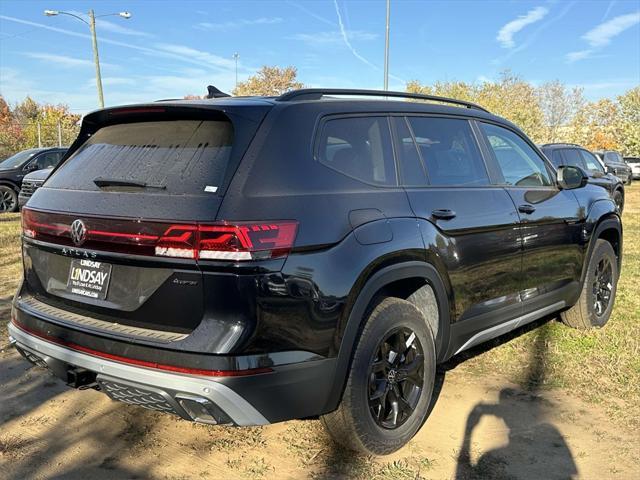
[561,239,618,329]
[321,297,436,455]
[0,185,18,213]
[612,189,624,213]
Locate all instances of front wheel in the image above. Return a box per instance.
[0,185,18,213]
[321,297,436,455]
[612,189,624,213]
[561,239,618,329]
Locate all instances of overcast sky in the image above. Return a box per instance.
[1,0,639,113]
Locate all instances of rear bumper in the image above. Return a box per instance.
[18,193,31,208]
[8,321,338,425]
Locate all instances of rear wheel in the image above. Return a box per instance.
[0,186,18,213]
[561,239,618,329]
[322,297,436,455]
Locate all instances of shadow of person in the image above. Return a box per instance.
[455,324,578,480]
[455,388,577,480]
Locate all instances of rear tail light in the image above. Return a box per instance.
[22,208,297,262]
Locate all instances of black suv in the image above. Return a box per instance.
[0,147,67,212]
[9,89,622,455]
[594,150,632,185]
[540,143,626,212]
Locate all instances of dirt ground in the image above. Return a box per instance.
[1,339,638,480]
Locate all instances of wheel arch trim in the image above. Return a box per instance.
[324,261,450,413]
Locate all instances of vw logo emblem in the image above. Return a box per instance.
[70,219,87,246]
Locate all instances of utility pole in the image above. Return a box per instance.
[57,120,62,147]
[37,121,42,148]
[384,0,390,90]
[45,9,131,109]
[88,10,105,108]
[233,53,240,90]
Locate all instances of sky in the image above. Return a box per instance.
[1,0,639,114]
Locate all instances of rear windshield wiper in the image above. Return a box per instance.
[93,177,166,189]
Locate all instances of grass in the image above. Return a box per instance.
[0,186,638,432]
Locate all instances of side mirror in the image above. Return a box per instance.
[23,162,38,172]
[557,165,588,190]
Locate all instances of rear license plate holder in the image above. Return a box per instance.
[66,259,112,300]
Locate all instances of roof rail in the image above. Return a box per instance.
[276,88,490,113]
[540,142,582,148]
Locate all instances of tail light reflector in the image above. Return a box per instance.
[22,208,297,262]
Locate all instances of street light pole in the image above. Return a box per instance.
[233,53,239,90]
[384,0,390,90]
[44,9,131,109]
[88,10,104,108]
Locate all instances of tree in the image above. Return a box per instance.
[568,99,621,151]
[406,72,545,142]
[617,87,640,156]
[0,96,81,157]
[536,81,584,143]
[476,72,545,142]
[232,66,304,96]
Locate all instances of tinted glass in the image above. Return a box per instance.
[47,120,233,195]
[406,117,488,186]
[580,150,604,172]
[35,152,62,169]
[550,150,564,167]
[393,117,427,186]
[480,123,552,186]
[605,151,623,163]
[560,149,585,169]
[318,116,396,186]
[0,149,39,169]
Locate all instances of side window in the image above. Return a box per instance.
[317,116,396,186]
[551,150,564,167]
[479,123,552,187]
[392,117,428,186]
[580,150,604,173]
[560,149,586,169]
[31,152,59,169]
[406,116,488,186]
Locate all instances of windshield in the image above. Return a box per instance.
[0,149,39,169]
[47,120,234,195]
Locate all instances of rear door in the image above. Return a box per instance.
[477,122,584,312]
[22,107,262,335]
[394,115,523,325]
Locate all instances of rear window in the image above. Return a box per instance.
[47,120,233,195]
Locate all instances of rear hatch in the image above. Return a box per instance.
[20,102,270,339]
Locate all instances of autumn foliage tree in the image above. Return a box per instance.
[232,66,304,96]
[407,73,639,156]
[0,95,81,158]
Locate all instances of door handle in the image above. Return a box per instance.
[518,204,536,214]
[431,209,456,220]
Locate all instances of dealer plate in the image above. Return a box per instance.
[66,259,112,300]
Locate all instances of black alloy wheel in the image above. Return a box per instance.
[368,327,424,429]
[592,257,613,317]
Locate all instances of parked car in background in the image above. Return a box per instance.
[10,89,622,455]
[540,143,626,212]
[593,150,632,185]
[18,167,55,209]
[0,147,67,212]
[624,157,640,180]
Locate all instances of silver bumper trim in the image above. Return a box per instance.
[8,323,269,426]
